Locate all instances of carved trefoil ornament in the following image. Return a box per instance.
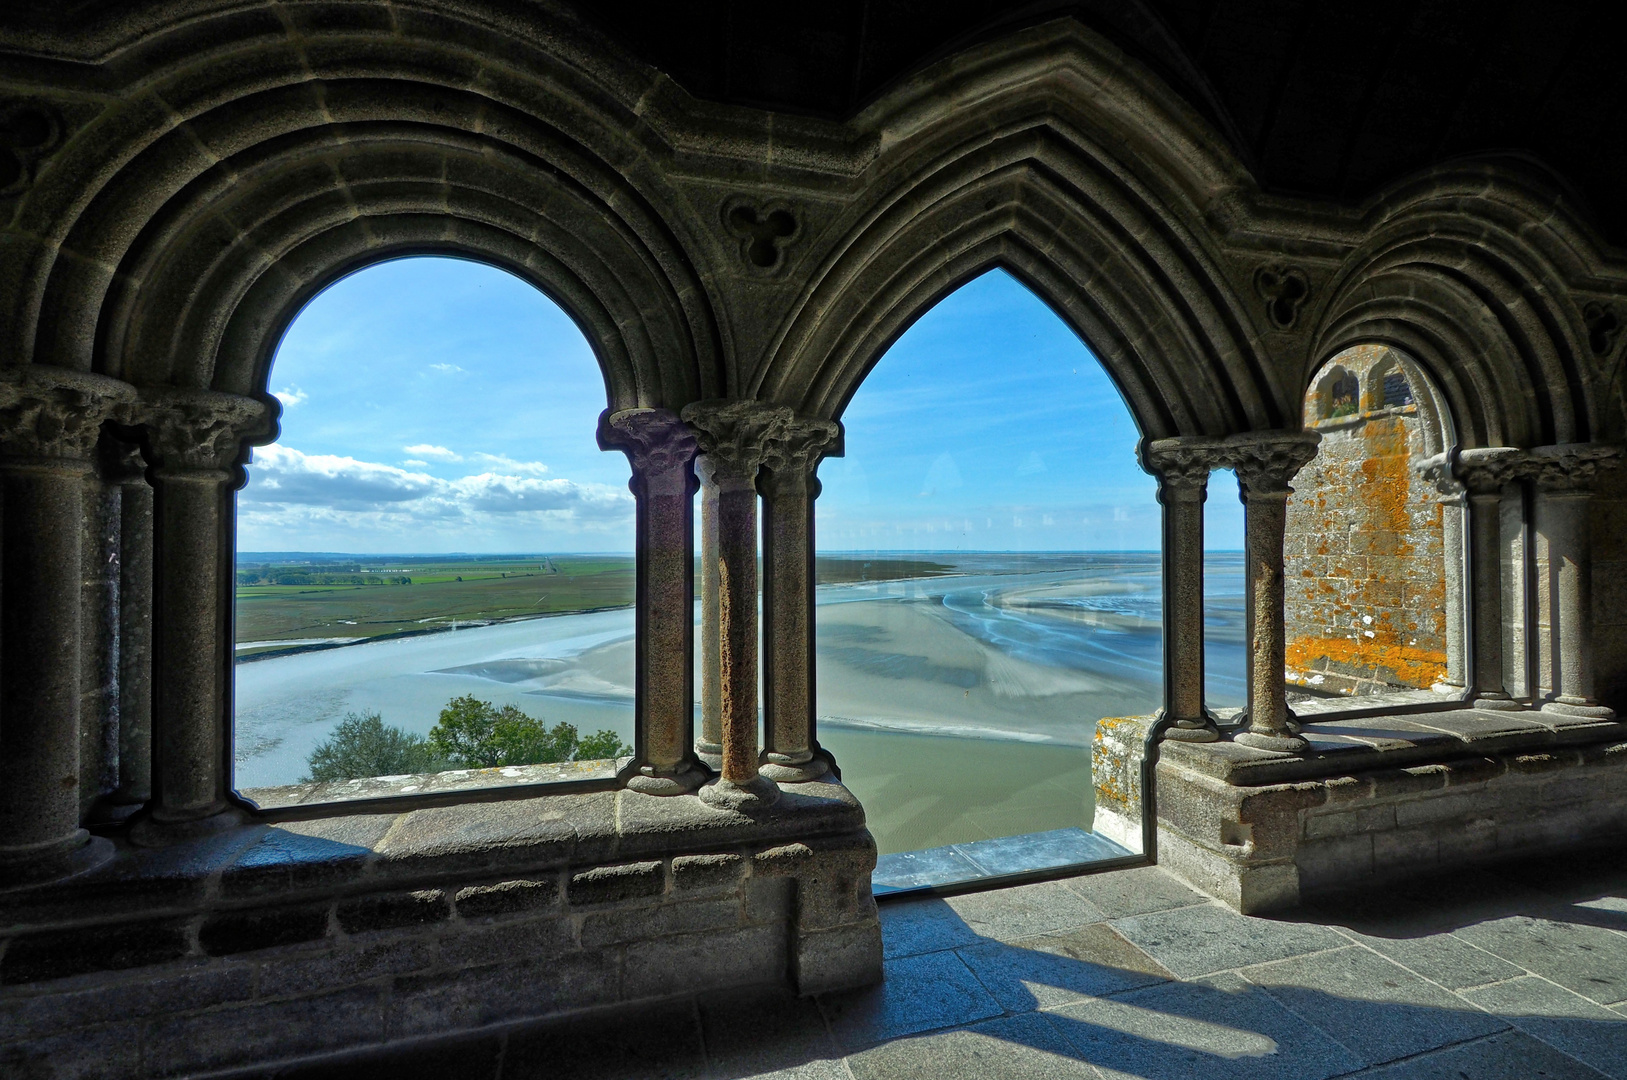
[0,99,64,198]
[722,198,800,271]
[1254,264,1311,330]
[1583,301,1621,358]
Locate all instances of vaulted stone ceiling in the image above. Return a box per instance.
[571,0,1627,246]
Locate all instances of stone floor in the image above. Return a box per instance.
[260,844,1627,1080]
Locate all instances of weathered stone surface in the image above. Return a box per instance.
[671,853,745,892]
[335,890,450,935]
[452,876,560,919]
[1,919,191,984]
[567,861,665,906]
[199,902,331,955]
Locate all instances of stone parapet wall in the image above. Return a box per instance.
[0,785,881,1077]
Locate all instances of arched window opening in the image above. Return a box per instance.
[234,257,635,808]
[815,269,1160,891]
[1287,344,1464,704]
[1204,468,1248,715]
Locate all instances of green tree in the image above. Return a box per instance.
[427,695,630,767]
[303,710,444,782]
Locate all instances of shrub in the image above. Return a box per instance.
[428,695,631,768]
[303,710,444,782]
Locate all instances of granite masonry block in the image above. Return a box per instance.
[0,1019,144,1080]
[0,965,254,1041]
[436,914,573,970]
[198,902,332,956]
[568,861,664,906]
[622,924,787,1000]
[388,952,619,1039]
[1303,803,1396,839]
[336,889,450,934]
[2,918,192,985]
[579,896,742,949]
[257,937,438,999]
[453,877,560,919]
[671,853,745,892]
[744,875,793,925]
[142,984,389,1077]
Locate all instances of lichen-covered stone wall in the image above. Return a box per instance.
[1286,345,1449,695]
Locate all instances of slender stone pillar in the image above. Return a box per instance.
[108,441,154,816]
[1226,431,1320,753]
[696,472,723,769]
[0,371,132,887]
[682,400,790,810]
[131,391,272,845]
[1526,443,1620,719]
[1142,436,1223,742]
[79,435,123,822]
[1455,448,1525,709]
[598,408,708,795]
[1416,453,1469,695]
[760,416,840,782]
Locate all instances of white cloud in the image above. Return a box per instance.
[240,446,632,536]
[473,453,550,476]
[429,363,464,373]
[273,387,307,409]
[403,444,462,462]
[402,459,430,467]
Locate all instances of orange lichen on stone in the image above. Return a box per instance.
[1287,634,1448,690]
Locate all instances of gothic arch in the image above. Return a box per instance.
[2,5,723,412]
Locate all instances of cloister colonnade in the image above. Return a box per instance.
[1,4,1626,1073]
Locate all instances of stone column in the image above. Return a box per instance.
[1142,436,1222,742]
[598,408,708,795]
[1225,431,1320,753]
[0,370,132,887]
[696,467,723,769]
[131,390,272,845]
[1526,443,1620,719]
[1455,448,1525,709]
[1417,453,1470,696]
[682,400,790,810]
[760,416,841,782]
[79,434,124,823]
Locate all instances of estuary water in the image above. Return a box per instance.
[234,552,1246,854]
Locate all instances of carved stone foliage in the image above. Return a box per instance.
[139,390,273,473]
[1141,435,1224,493]
[681,400,794,479]
[1517,442,1622,493]
[1221,430,1321,497]
[1254,264,1311,330]
[0,369,135,460]
[597,408,697,477]
[723,199,799,271]
[1454,447,1525,495]
[1583,301,1621,358]
[0,99,62,198]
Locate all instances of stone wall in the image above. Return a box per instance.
[1285,345,1450,695]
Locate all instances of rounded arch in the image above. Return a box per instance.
[753,138,1276,439]
[5,16,722,412]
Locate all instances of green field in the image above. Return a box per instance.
[234,552,961,660]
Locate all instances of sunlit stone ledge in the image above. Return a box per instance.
[242,758,622,809]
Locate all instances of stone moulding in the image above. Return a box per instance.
[0,784,882,1076]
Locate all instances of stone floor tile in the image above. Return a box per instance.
[1045,971,1362,1080]
[878,896,982,960]
[1241,945,1506,1066]
[698,984,847,1080]
[1059,866,1210,920]
[953,828,1131,876]
[1328,926,1527,990]
[844,1012,1102,1080]
[1357,1030,1612,1080]
[502,997,706,1080]
[1452,915,1627,1006]
[818,951,1002,1050]
[1109,903,1348,979]
[957,923,1172,1011]
[942,880,1109,943]
[1459,976,1627,1080]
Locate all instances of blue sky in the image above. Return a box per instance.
[240,257,1242,553]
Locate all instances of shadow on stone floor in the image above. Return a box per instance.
[250,851,1627,1080]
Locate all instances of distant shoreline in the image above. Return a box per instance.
[234,603,633,663]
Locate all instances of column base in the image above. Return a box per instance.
[696,742,723,771]
[1233,730,1309,753]
[1543,698,1617,720]
[1161,720,1220,744]
[129,804,247,848]
[699,775,781,811]
[624,762,710,796]
[0,832,114,891]
[759,752,830,783]
[1471,694,1527,711]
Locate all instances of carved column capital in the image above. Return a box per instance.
[681,399,793,487]
[1142,436,1225,498]
[597,407,697,493]
[0,368,137,462]
[1455,447,1525,496]
[1220,430,1321,498]
[1516,443,1622,493]
[138,389,274,475]
[1413,452,1463,500]
[762,416,840,497]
